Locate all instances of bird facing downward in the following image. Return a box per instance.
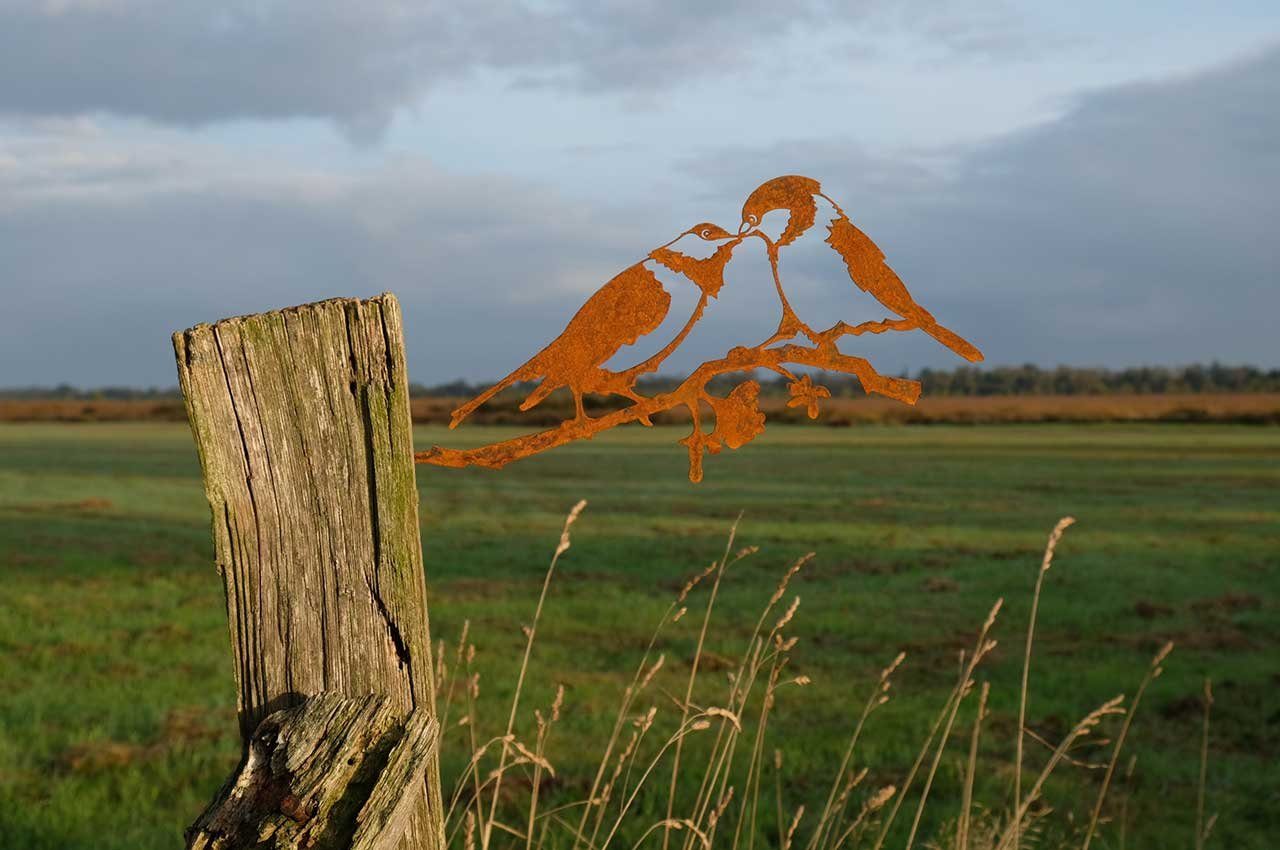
[739,175,983,363]
[449,223,741,428]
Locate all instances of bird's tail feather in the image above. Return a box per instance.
[518,380,556,412]
[920,321,984,363]
[449,362,539,429]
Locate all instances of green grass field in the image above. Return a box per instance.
[1,422,1277,848]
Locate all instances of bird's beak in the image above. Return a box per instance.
[737,221,751,235]
[657,230,692,250]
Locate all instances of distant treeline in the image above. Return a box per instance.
[0,385,182,400]
[6,363,1280,400]
[421,363,1280,398]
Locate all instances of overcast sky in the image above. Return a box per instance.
[2,1,1278,387]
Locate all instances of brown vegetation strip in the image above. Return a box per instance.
[6,393,1279,425]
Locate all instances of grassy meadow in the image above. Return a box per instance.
[0,421,1277,848]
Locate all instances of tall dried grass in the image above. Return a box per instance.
[431,506,1215,850]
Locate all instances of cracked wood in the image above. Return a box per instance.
[187,693,439,850]
[174,293,444,849]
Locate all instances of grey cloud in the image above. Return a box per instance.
[0,1,1032,135]
[0,124,667,385]
[0,1,549,139]
[5,44,1275,390]
[680,44,1280,369]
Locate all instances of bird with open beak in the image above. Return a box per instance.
[738,175,983,362]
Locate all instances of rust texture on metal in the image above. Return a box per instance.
[419,175,983,482]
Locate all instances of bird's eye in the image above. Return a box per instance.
[700,229,711,238]
[748,214,759,224]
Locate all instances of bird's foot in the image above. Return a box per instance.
[610,383,655,426]
[625,393,655,426]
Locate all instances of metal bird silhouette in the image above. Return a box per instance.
[739,175,984,362]
[421,174,980,482]
[449,223,741,428]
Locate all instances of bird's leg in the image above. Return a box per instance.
[621,387,655,427]
[572,390,589,424]
[594,368,654,426]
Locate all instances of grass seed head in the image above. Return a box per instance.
[881,652,907,681]
[1041,516,1077,572]
[784,805,805,850]
[704,706,742,732]
[867,785,896,812]
[639,655,665,692]
[774,595,800,632]
[554,499,588,557]
[769,553,814,606]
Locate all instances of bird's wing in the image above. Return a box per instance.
[825,213,921,318]
[557,262,671,358]
[766,181,819,247]
[648,240,737,298]
[779,193,817,247]
[451,263,671,426]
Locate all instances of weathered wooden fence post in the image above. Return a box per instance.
[173,293,445,848]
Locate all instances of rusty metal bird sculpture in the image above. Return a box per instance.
[739,175,983,362]
[449,223,741,428]
[421,174,979,482]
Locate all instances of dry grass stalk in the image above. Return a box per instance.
[805,653,904,850]
[1195,679,1214,850]
[574,544,735,850]
[996,694,1127,850]
[484,500,586,850]
[1080,641,1173,850]
[596,715,718,850]
[631,818,710,850]
[831,785,896,850]
[662,517,740,850]
[1119,755,1137,850]
[783,805,805,850]
[440,620,472,743]
[1012,516,1075,850]
[956,681,991,850]
[441,509,1215,850]
[672,553,808,850]
[707,786,734,838]
[730,650,786,850]
[901,602,1003,850]
[774,750,786,850]
[527,685,565,850]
